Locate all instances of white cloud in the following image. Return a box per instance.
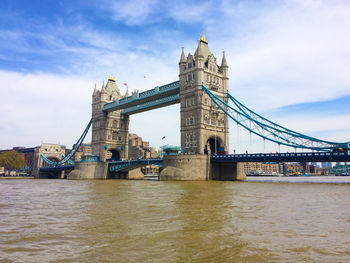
[211,0,350,111]
[111,0,160,25]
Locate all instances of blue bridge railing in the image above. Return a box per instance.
[109,158,163,172]
[211,151,350,163]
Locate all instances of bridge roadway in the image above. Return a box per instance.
[211,151,350,163]
[39,151,350,174]
[102,81,180,115]
[40,165,75,172]
[108,158,163,172]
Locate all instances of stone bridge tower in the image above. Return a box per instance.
[179,34,229,155]
[91,75,129,161]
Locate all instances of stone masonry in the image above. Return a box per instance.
[179,33,229,155]
[91,75,129,162]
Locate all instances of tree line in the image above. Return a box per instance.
[0,151,25,171]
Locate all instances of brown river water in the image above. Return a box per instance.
[0,179,349,263]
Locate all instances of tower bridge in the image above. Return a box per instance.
[37,34,350,180]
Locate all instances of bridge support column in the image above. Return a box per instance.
[211,162,246,181]
[160,154,246,181]
[160,154,211,180]
[68,161,108,179]
[59,170,65,179]
[126,168,144,180]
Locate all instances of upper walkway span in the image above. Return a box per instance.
[102,81,179,115]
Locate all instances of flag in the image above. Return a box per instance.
[144,75,147,78]
[123,83,127,86]
[162,136,165,139]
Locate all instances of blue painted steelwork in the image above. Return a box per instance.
[121,94,179,115]
[202,84,350,151]
[40,119,92,167]
[80,154,99,162]
[103,81,179,113]
[109,158,163,172]
[211,151,350,163]
[62,154,74,165]
[40,165,75,172]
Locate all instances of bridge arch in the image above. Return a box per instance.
[42,156,60,167]
[205,136,224,155]
[107,149,121,161]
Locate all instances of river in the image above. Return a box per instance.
[0,179,349,262]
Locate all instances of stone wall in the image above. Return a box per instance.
[160,154,211,180]
[211,162,246,181]
[68,161,107,179]
[160,154,246,181]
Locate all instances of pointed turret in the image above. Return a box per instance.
[221,50,228,68]
[93,83,97,95]
[179,46,186,64]
[194,33,211,61]
[125,85,129,97]
[101,80,106,93]
[195,40,203,58]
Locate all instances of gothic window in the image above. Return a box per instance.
[118,136,121,141]
[187,74,192,81]
[112,132,117,140]
[188,62,192,68]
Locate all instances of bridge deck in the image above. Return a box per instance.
[212,151,350,163]
[109,158,163,172]
[103,81,179,114]
[39,165,75,172]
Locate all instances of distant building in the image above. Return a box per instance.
[321,162,332,168]
[128,134,159,160]
[244,162,281,175]
[310,162,319,168]
[74,143,92,161]
[329,163,350,175]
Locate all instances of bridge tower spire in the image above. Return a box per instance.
[179,35,229,154]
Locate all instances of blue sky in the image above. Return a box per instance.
[1,0,350,153]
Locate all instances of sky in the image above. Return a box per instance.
[1,0,350,153]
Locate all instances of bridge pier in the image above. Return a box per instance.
[68,161,108,179]
[211,162,246,181]
[110,168,144,180]
[159,154,245,181]
[160,154,210,180]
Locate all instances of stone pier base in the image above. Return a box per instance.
[126,168,144,180]
[160,154,211,180]
[211,162,246,181]
[160,154,246,181]
[68,161,107,180]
